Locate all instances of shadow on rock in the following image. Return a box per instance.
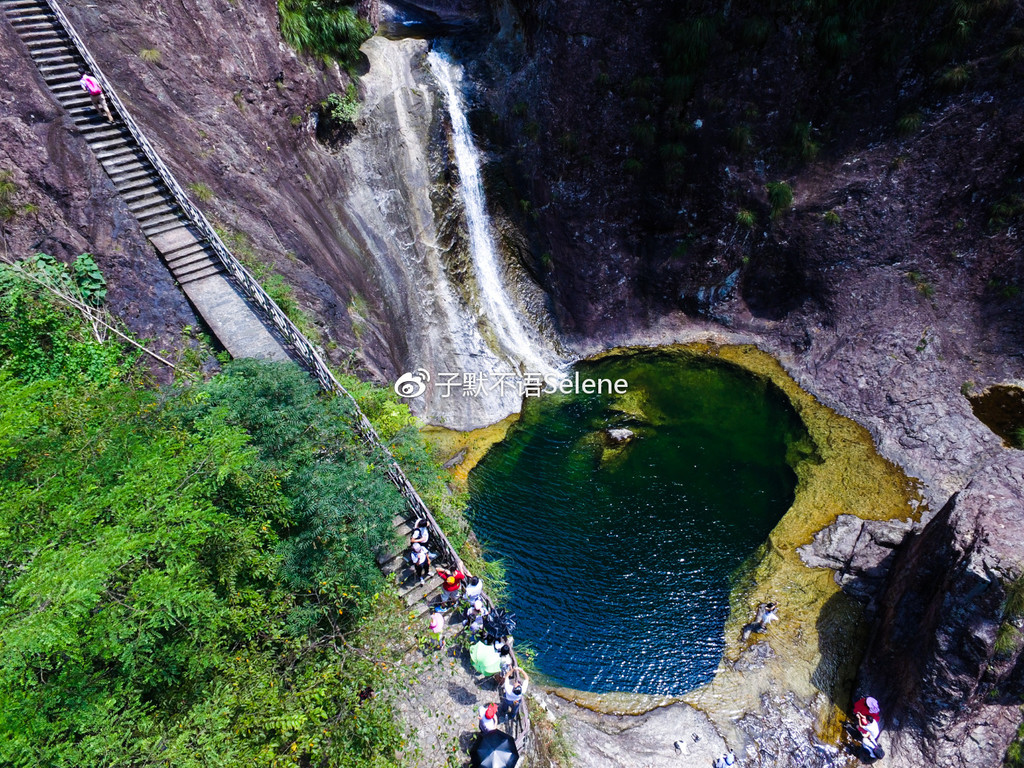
[811,589,868,709]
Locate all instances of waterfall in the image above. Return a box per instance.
[428,50,560,378]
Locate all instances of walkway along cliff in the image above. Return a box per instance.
[2,0,532,751]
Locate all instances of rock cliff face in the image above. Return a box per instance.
[5,0,1024,764]
[0,16,200,377]
[858,453,1024,768]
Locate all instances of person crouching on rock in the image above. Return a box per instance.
[852,696,884,760]
[740,600,779,641]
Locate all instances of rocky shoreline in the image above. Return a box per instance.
[2,0,1023,764]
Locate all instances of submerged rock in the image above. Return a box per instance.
[605,427,634,444]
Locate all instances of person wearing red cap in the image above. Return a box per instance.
[478,703,499,732]
[436,567,466,607]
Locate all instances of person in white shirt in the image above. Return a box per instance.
[499,669,529,721]
[478,703,498,732]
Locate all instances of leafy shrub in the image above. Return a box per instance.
[790,121,820,161]
[321,84,360,125]
[908,270,936,298]
[70,253,107,306]
[736,209,756,228]
[989,194,1024,229]
[766,181,794,219]
[630,122,657,147]
[729,123,753,153]
[0,364,408,767]
[623,158,645,174]
[0,254,128,384]
[278,0,370,70]
[823,210,841,226]
[740,16,771,48]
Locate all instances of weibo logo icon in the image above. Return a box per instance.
[394,369,429,398]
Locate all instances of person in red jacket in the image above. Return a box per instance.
[852,696,884,760]
[436,567,466,607]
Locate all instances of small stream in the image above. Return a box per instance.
[468,350,808,695]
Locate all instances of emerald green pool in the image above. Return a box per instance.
[468,351,808,695]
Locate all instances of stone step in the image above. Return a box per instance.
[9,14,53,26]
[100,153,144,172]
[39,62,78,76]
[121,184,163,203]
[126,190,170,209]
[139,212,184,231]
[129,200,174,220]
[110,166,151,184]
[142,218,188,237]
[20,30,63,43]
[165,242,208,264]
[79,125,125,141]
[115,176,158,195]
[409,586,446,618]
[135,204,178,222]
[27,44,70,60]
[177,264,224,285]
[400,576,443,607]
[8,19,59,31]
[169,251,217,273]
[89,136,130,152]
[5,0,48,9]
[175,256,222,278]
[380,550,407,575]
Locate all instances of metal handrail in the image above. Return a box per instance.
[43,0,466,575]
[41,0,524,733]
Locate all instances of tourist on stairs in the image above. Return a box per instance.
[410,542,430,584]
[436,566,466,608]
[78,69,113,122]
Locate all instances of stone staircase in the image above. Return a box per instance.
[2,0,289,362]
[380,514,448,619]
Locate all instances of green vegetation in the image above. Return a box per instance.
[278,0,370,70]
[789,121,820,161]
[187,180,214,203]
[0,259,465,767]
[321,84,360,126]
[897,111,923,136]
[736,208,756,228]
[823,209,841,226]
[939,64,972,91]
[766,181,794,219]
[0,170,36,256]
[1007,717,1024,768]
[139,47,161,63]
[990,194,1024,229]
[0,253,126,384]
[908,270,936,298]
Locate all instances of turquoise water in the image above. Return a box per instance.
[468,352,807,695]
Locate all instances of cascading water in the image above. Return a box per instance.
[428,50,560,379]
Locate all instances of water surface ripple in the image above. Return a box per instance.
[469,352,807,695]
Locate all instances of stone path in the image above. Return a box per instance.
[2,0,288,362]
